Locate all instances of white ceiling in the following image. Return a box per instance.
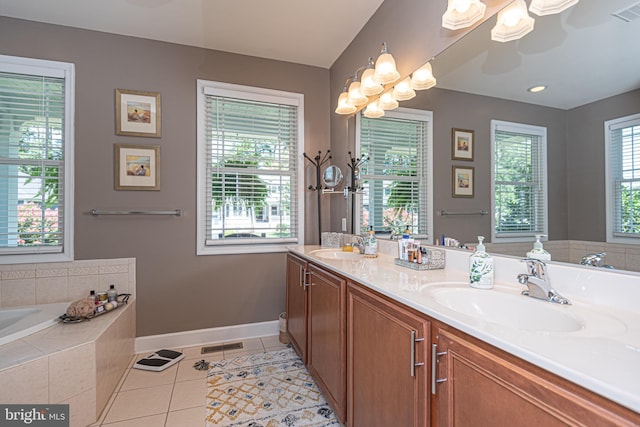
[431,0,640,109]
[0,0,384,68]
[1,0,638,109]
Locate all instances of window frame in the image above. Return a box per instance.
[355,107,433,242]
[0,54,75,264]
[196,80,304,255]
[605,112,640,245]
[491,119,548,243]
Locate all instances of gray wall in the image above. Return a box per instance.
[567,88,640,241]
[0,16,330,337]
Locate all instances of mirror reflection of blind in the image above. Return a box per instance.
[493,124,546,237]
[203,94,298,244]
[610,120,640,237]
[0,71,65,253]
[359,113,429,237]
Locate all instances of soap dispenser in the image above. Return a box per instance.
[364,226,378,258]
[527,234,551,261]
[469,236,494,289]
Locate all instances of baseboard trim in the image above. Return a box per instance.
[134,319,279,354]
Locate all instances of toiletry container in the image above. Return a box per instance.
[527,234,551,261]
[469,236,494,289]
[398,228,410,261]
[364,226,378,258]
[107,284,118,302]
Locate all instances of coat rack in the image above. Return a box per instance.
[303,150,331,244]
[345,151,369,233]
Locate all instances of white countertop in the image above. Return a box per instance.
[289,245,640,414]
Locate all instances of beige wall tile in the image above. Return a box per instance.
[1,278,36,307]
[36,276,69,304]
[49,342,96,402]
[68,274,99,301]
[0,357,48,403]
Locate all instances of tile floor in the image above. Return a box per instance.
[91,335,289,426]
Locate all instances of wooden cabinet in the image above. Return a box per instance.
[347,282,430,427]
[433,324,640,427]
[307,263,347,423]
[285,253,308,363]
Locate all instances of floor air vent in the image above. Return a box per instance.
[201,342,244,354]
[612,1,640,22]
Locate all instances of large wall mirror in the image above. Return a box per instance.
[408,0,640,271]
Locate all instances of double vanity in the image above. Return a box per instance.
[286,244,640,426]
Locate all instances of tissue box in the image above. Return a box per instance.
[394,247,445,270]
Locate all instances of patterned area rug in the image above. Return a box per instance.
[206,347,341,426]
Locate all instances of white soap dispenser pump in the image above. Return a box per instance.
[527,234,551,261]
[469,236,494,289]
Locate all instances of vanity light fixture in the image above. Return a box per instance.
[363,100,385,118]
[347,76,369,107]
[391,77,416,101]
[491,0,535,42]
[529,0,579,16]
[410,62,437,90]
[360,58,384,96]
[442,0,487,30]
[335,78,357,115]
[378,92,399,110]
[373,42,401,85]
[527,85,547,93]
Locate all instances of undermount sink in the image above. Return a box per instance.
[310,248,363,260]
[420,284,626,335]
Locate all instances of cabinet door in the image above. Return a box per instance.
[347,282,430,427]
[434,326,640,427]
[307,264,347,423]
[285,254,307,363]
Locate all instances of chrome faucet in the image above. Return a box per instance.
[517,258,571,305]
[350,236,365,254]
[579,252,615,269]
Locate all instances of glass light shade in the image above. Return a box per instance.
[392,77,416,101]
[491,0,535,43]
[378,92,399,110]
[363,101,384,118]
[373,53,401,85]
[410,63,437,90]
[529,0,579,16]
[335,91,356,115]
[347,81,368,107]
[442,0,486,30]
[361,67,384,96]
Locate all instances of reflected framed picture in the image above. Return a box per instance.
[115,89,161,137]
[114,144,160,191]
[451,128,474,161]
[452,165,474,198]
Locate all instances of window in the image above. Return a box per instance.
[605,113,640,244]
[356,108,433,239]
[491,120,547,242]
[196,80,304,255]
[0,55,74,263]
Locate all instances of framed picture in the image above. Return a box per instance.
[115,89,161,137]
[114,144,160,191]
[451,128,474,161]
[452,165,474,198]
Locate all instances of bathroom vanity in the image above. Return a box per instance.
[286,245,640,427]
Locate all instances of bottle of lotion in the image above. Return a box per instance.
[526,234,551,261]
[469,236,494,289]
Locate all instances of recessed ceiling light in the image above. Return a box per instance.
[527,85,547,93]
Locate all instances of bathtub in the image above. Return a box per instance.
[0,302,70,346]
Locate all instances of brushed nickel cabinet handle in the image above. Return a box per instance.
[410,332,425,377]
[431,343,448,395]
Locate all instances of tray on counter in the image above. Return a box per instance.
[59,293,131,323]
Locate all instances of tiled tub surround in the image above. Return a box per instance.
[290,245,640,414]
[0,258,136,308]
[0,258,137,427]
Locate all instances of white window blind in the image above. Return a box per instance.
[492,120,547,240]
[606,114,640,241]
[0,55,74,262]
[357,108,432,238]
[197,81,303,254]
